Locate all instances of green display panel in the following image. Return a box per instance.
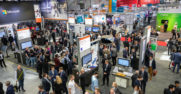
[156,13,181,32]
[151,44,157,51]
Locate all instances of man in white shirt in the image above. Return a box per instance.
[68,75,79,94]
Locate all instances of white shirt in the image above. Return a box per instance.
[68,80,76,94]
[149,59,153,67]
[133,90,139,94]
[0,54,3,60]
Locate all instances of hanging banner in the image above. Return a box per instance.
[109,0,112,12]
[112,0,117,12]
[34,4,42,23]
[79,35,91,53]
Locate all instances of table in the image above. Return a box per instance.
[112,73,130,88]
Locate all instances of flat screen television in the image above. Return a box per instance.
[0,32,5,38]
[82,53,92,66]
[85,27,92,31]
[118,58,129,67]
[92,27,100,32]
[21,41,32,50]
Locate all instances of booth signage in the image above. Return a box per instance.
[34,4,42,23]
[0,2,35,25]
[79,35,91,53]
[17,28,31,40]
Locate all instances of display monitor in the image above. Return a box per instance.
[82,53,92,66]
[92,27,100,32]
[21,41,32,50]
[85,27,92,31]
[118,58,129,67]
[0,32,5,38]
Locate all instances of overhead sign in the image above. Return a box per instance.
[0,2,35,25]
[34,4,42,23]
[68,17,75,24]
[79,35,91,52]
[17,28,31,40]
[85,18,93,25]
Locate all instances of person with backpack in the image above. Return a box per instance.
[15,65,25,92]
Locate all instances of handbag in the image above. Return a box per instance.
[153,70,157,76]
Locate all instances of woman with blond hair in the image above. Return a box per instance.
[53,76,64,94]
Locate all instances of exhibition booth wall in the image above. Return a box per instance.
[156,13,181,32]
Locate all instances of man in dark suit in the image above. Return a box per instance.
[172,51,181,74]
[48,66,58,90]
[102,60,112,86]
[42,73,51,94]
[6,81,15,94]
[139,66,148,94]
[79,69,86,94]
[123,47,129,58]
[175,81,181,94]
[164,84,175,94]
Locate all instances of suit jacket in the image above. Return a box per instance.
[139,70,148,83]
[59,71,67,84]
[175,87,181,94]
[79,73,86,86]
[173,53,181,63]
[146,59,156,70]
[42,78,51,91]
[164,88,175,94]
[103,64,111,75]
[48,70,58,81]
[123,49,128,58]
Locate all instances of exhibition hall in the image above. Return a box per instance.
[0,0,181,94]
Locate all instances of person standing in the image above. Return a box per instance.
[139,66,148,94]
[38,85,46,94]
[174,81,181,94]
[91,72,99,92]
[79,68,86,94]
[1,35,9,58]
[59,67,68,94]
[146,56,156,80]
[0,82,4,94]
[37,55,43,79]
[48,66,58,90]
[112,82,122,94]
[173,51,181,74]
[42,73,51,94]
[53,76,64,94]
[123,47,129,59]
[164,84,175,94]
[51,42,56,60]
[111,44,117,66]
[164,21,168,33]
[134,75,143,92]
[68,75,79,94]
[15,65,25,92]
[172,29,177,39]
[102,60,112,86]
[167,38,173,55]
[131,70,139,89]
[29,49,36,67]
[8,34,14,50]
[0,51,6,68]
[6,81,15,94]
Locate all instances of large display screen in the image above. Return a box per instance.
[92,27,100,32]
[17,28,31,40]
[21,41,32,50]
[85,27,92,32]
[82,53,92,66]
[118,58,129,67]
[0,2,35,25]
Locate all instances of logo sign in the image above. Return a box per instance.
[2,10,7,15]
[2,9,20,15]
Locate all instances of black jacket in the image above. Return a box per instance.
[79,73,86,86]
[42,78,51,92]
[103,64,112,75]
[54,83,64,94]
[164,88,176,94]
